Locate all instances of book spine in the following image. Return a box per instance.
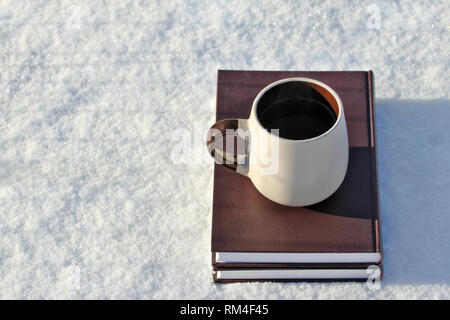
[367,71,383,262]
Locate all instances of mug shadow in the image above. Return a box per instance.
[373,99,450,285]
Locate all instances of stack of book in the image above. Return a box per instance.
[211,70,383,282]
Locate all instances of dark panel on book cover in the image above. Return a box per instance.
[211,70,381,254]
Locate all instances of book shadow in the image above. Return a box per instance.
[310,99,450,285]
[372,99,450,286]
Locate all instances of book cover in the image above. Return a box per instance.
[211,70,382,281]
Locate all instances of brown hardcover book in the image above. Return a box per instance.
[211,70,382,282]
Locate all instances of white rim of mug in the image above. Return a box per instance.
[251,77,344,142]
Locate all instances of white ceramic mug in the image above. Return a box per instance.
[207,78,348,207]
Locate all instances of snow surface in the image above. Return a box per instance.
[0,0,449,299]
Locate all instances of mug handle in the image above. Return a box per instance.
[206,118,249,175]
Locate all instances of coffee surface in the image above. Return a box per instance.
[259,97,337,140]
